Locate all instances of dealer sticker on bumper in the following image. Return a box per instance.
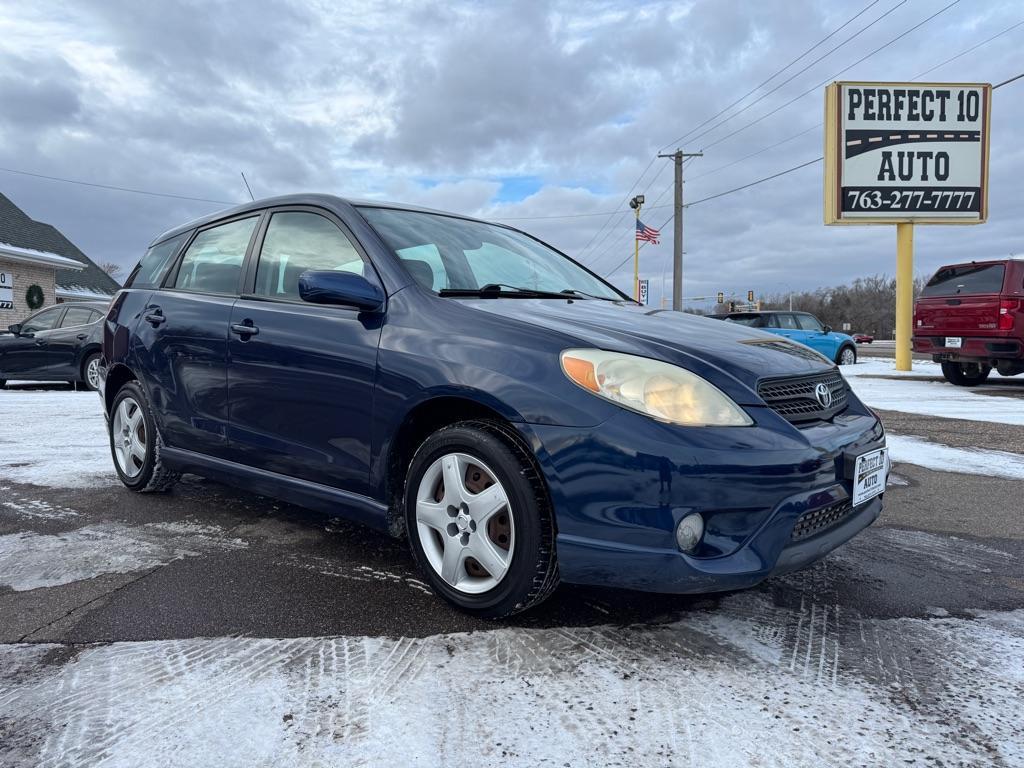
[945,337,962,348]
[853,447,888,506]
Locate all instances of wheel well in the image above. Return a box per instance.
[384,396,533,537]
[103,364,137,414]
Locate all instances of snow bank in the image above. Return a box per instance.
[843,359,1024,425]
[888,434,1024,479]
[0,390,113,487]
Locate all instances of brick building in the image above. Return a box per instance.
[0,192,120,324]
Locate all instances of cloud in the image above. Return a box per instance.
[0,0,1020,309]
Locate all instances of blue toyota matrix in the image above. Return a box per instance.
[100,195,887,617]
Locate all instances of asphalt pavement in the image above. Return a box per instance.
[2,423,1022,644]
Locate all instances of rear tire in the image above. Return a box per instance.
[941,361,991,387]
[404,420,558,618]
[108,381,180,492]
[80,352,101,392]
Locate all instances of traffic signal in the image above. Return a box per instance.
[729,301,736,312]
[747,290,754,302]
[717,291,724,304]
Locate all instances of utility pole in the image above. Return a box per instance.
[657,150,702,311]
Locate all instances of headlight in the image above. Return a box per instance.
[560,349,752,427]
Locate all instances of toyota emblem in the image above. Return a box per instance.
[814,382,833,408]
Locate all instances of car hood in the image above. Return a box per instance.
[459,299,835,403]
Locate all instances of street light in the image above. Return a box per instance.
[629,195,644,301]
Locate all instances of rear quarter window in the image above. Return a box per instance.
[126,233,188,289]
[921,263,1006,297]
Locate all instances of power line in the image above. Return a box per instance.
[994,71,1024,89]
[601,157,823,277]
[913,19,1024,79]
[687,17,1023,185]
[600,66,1023,281]
[657,0,883,153]
[699,0,962,153]
[575,0,886,259]
[0,165,236,205]
[662,0,905,151]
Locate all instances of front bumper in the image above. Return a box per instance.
[524,401,885,594]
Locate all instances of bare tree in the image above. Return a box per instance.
[713,274,929,339]
[99,261,123,280]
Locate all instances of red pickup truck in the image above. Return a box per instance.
[913,259,1024,386]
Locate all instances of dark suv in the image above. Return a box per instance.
[101,194,886,617]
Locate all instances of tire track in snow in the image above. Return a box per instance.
[2,606,1021,767]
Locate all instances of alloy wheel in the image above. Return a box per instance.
[112,397,147,478]
[415,452,514,594]
[840,347,856,365]
[86,357,101,390]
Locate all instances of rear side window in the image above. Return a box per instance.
[254,212,365,300]
[60,306,97,327]
[921,264,1006,297]
[128,233,187,289]
[174,217,258,294]
[774,314,799,330]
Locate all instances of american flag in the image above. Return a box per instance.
[636,219,660,244]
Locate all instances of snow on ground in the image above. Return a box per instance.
[843,358,1024,425]
[0,389,113,487]
[0,521,246,591]
[0,591,1020,767]
[887,434,1024,480]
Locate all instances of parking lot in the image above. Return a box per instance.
[1,358,1022,767]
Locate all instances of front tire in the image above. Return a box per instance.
[404,421,558,618]
[837,345,857,365]
[108,381,180,492]
[941,361,991,387]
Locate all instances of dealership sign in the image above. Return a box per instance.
[0,271,12,309]
[824,81,991,224]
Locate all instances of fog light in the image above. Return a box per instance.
[675,513,704,553]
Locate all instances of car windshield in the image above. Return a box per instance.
[358,207,625,300]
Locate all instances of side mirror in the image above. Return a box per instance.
[298,270,384,312]
[8,324,22,335]
[822,325,833,334]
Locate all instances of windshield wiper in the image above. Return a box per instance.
[559,289,626,302]
[439,284,573,299]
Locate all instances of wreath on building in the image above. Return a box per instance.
[25,284,45,310]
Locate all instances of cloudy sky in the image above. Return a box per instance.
[0,0,1021,307]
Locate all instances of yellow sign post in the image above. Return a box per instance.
[824,81,992,370]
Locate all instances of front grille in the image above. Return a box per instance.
[757,369,848,423]
[790,500,855,541]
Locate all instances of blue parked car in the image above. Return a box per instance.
[721,311,858,366]
[100,195,886,617]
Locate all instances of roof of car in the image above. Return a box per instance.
[149,193,500,247]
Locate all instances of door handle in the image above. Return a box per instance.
[35,339,47,346]
[144,309,166,326]
[231,322,259,337]
[76,333,88,340]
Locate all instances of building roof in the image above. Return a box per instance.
[0,192,120,297]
